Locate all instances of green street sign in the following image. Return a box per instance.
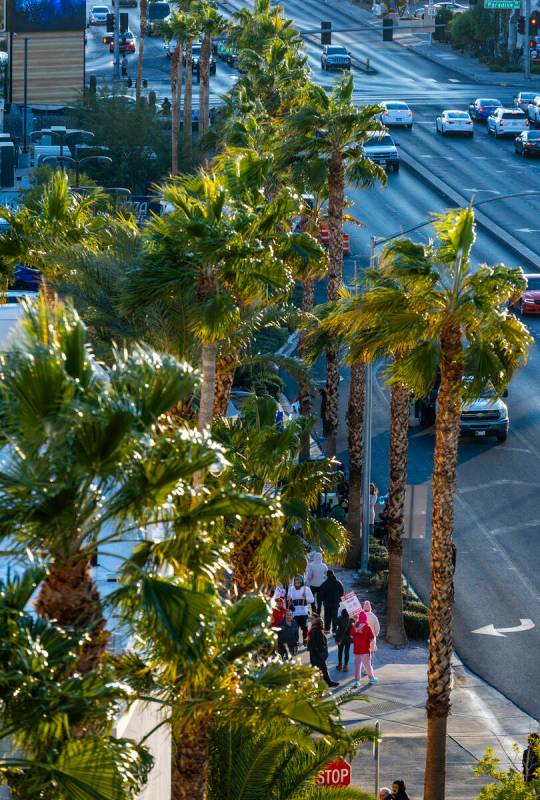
[485,0,520,8]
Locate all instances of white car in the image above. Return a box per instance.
[527,95,540,124]
[379,101,413,129]
[487,107,528,138]
[88,4,110,24]
[436,109,474,136]
[415,1,467,16]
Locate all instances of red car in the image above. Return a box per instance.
[510,273,540,315]
[109,30,136,53]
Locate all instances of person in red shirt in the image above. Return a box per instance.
[271,596,286,628]
[351,611,378,686]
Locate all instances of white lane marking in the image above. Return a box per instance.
[472,619,535,637]
[489,518,540,536]
[516,228,540,233]
[458,479,540,494]
[448,78,461,83]
[462,188,500,194]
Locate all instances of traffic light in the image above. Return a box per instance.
[382,17,394,41]
[530,38,536,48]
[518,15,525,34]
[106,12,114,31]
[120,12,128,32]
[321,21,331,45]
[531,12,538,34]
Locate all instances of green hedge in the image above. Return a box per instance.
[404,599,429,615]
[404,610,429,639]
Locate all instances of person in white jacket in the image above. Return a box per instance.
[305,551,328,614]
[287,576,314,645]
[363,600,380,652]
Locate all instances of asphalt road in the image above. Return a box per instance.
[85,0,540,719]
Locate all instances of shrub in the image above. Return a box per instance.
[404,610,429,639]
[404,599,428,615]
[369,570,388,589]
[369,549,389,573]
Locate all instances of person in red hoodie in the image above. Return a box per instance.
[271,596,286,628]
[351,611,378,687]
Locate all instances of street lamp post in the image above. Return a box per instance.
[41,154,113,187]
[113,0,121,85]
[524,0,531,80]
[30,128,96,172]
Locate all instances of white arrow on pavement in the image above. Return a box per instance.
[472,619,536,637]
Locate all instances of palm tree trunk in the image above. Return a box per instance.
[183,39,193,163]
[171,716,210,800]
[424,321,463,799]
[135,0,148,102]
[214,351,237,417]
[35,557,108,673]
[299,277,315,461]
[385,379,409,647]
[171,41,182,175]
[199,33,211,142]
[345,359,365,568]
[199,342,217,431]
[325,150,345,459]
[231,517,267,596]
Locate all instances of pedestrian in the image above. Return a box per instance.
[369,482,379,534]
[351,611,377,687]
[319,569,344,633]
[287,575,314,645]
[307,616,339,687]
[335,608,353,671]
[523,733,539,783]
[363,600,381,651]
[305,551,327,614]
[277,609,298,660]
[379,789,392,800]
[121,54,128,78]
[271,596,286,628]
[391,780,410,800]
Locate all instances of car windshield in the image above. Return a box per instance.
[192,45,201,54]
[526,277,540,290]
[479,99,501,105]
[386,102,408,109]
[447,111,468,118]
[366,134,394,146]
[93,6,108,12]
[502,111,525,118]
[527,131,540,139]
[520,93,536,100]
[328,46,348,54]
[148,2,169,19]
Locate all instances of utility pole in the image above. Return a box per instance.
[525,0,531,79]
[113,0,121,85]
[360,236,376,574]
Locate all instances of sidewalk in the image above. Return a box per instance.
[299,566,538,798]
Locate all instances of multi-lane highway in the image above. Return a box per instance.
[85,0,540,719]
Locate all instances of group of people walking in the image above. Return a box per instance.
[271,555,381,689]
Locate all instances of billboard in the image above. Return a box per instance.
[11,31,84,104]
[8,0,85,32]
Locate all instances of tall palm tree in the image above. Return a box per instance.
[0,297,210,671]
[182,13,201,163]
[324,208,531,797]
[123,156,316,431]
[0,570,152,800]
[196,3,226,142]
[286,75,386,457]
[212,395,348,594]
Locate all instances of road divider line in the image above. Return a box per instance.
[398,141,540,269]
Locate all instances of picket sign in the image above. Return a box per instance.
[316,756,352,787]
[341,590,362,618]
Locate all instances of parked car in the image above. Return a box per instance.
[514,129,540,157]
[468,97,502,121]
[88,5,110,25]
[182,42,216,74]
[509,272,540,315]
[487,107,528,138]
[109,30,136,53]
[436,109,474,136]
[119,0,137,5]
[514,91,536,112]
[321,45,352,71]
[379,100,413,128]
[363,132,400,172]
[145,1,170,35]
[526,95,540,125]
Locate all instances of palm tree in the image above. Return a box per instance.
[182,13,201,163]
[325,207,531,797]
[159,10,188,174]
[196,3,226,142]
[0,570,152,800]
[286,75,386,457]
[123,156,315,431]
[0,297,213,671]
[212,395,348,594]
[209,719,375,800]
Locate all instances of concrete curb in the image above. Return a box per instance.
[398,142,540,268]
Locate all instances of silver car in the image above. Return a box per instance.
[88,4,110,24]
[321,45,351,71]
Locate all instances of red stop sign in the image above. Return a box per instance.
[316,756,351,787]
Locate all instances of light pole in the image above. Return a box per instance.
[30,128,96,170]
[113,0,121,85]
[524,0,531,80]
[41,154,112,187]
